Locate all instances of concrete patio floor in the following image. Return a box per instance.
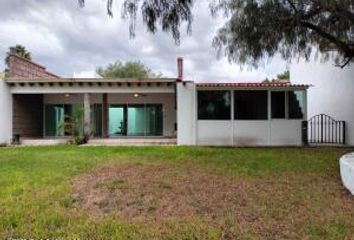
[18,138,177,146]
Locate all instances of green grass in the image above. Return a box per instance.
[0,146,353,239]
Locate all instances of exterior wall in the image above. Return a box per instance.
[291,57,354,145]
[194,88,306,146]
[43,93,176,137]
[177,82,196,145]
[234,121,269,146]
[197,121,233,146]
[196,120,303,146]
[13,94,43,138]
[0,78,13,144]
[269,120,302,146]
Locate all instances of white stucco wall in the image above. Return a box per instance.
[196,120,303,146]
[234,121,269,146]
[0,78,13,144]
[291,57,354,145]
[197,121,233,146]
[44,93,176,137]
[177,82,196,145]
[269,120,302,146]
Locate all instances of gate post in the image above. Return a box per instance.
[320,114,324,143]
[302,121,308,146]
[343,121,346,145]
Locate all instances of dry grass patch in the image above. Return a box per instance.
[73,164,259,222]
[72,162,354,238]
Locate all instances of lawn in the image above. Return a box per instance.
[0,146,353,239]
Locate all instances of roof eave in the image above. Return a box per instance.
[5,77,179,83]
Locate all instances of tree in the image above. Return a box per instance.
[277,70,290,80]
[96,60,161,78]
[78,0,193,44]
[79,0,354,68]
[212,0,354,68]
[262,70,289,82]
[4,45,32,74]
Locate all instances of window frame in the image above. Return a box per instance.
[233,90,269,120]
[288,90,306,119]
[270,90,306,120]
[271,91,287,119]
[197,90,232,120]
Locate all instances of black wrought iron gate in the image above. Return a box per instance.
[303,114,346,145]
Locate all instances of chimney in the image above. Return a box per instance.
[177,57,183,81]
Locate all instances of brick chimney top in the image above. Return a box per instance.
[177,57,183,81]
[6,54,59,78]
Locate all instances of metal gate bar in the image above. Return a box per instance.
[302,114,346,145]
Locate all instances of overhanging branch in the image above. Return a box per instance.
[300,21,352,54]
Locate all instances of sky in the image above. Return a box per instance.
[0,0,288,82]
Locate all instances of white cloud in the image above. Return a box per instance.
[0,0,287,82]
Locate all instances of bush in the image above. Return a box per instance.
[67,135,89,145]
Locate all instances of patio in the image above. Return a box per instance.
[19,137,177,146]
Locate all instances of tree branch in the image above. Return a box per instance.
[300,21,352,54]
[335,56,353,68]
[286,0,298,13]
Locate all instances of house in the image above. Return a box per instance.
[291,55,354,146]
[0,54,309,146]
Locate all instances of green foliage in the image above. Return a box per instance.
[4,44,32,75]
[277,70,290,80]
[59,108,88,145]
[212,0,354,68]
[262,70,289,82]
[263,77,271,83]
[97,60,161,78]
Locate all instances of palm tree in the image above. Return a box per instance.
[5,45,31,65]
[4,44,32,75]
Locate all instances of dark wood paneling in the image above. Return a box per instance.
[13,94,43,137]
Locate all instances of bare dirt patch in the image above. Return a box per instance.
[72,164,262,221]
[71,163,354,238]
[72,163,296,230]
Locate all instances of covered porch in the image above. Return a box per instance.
[7,78,177,145]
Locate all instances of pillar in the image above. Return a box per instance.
[0,78,13,144]
[83,93,91,136]
[102,93,108,138]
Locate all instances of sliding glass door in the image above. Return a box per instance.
[108,104,163,137]
[45,103,163,138]
[145,104,163,136]
[91,104,103,137]
[109,105,126,136]
[45,104,74,137]
[127,105,145,136]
